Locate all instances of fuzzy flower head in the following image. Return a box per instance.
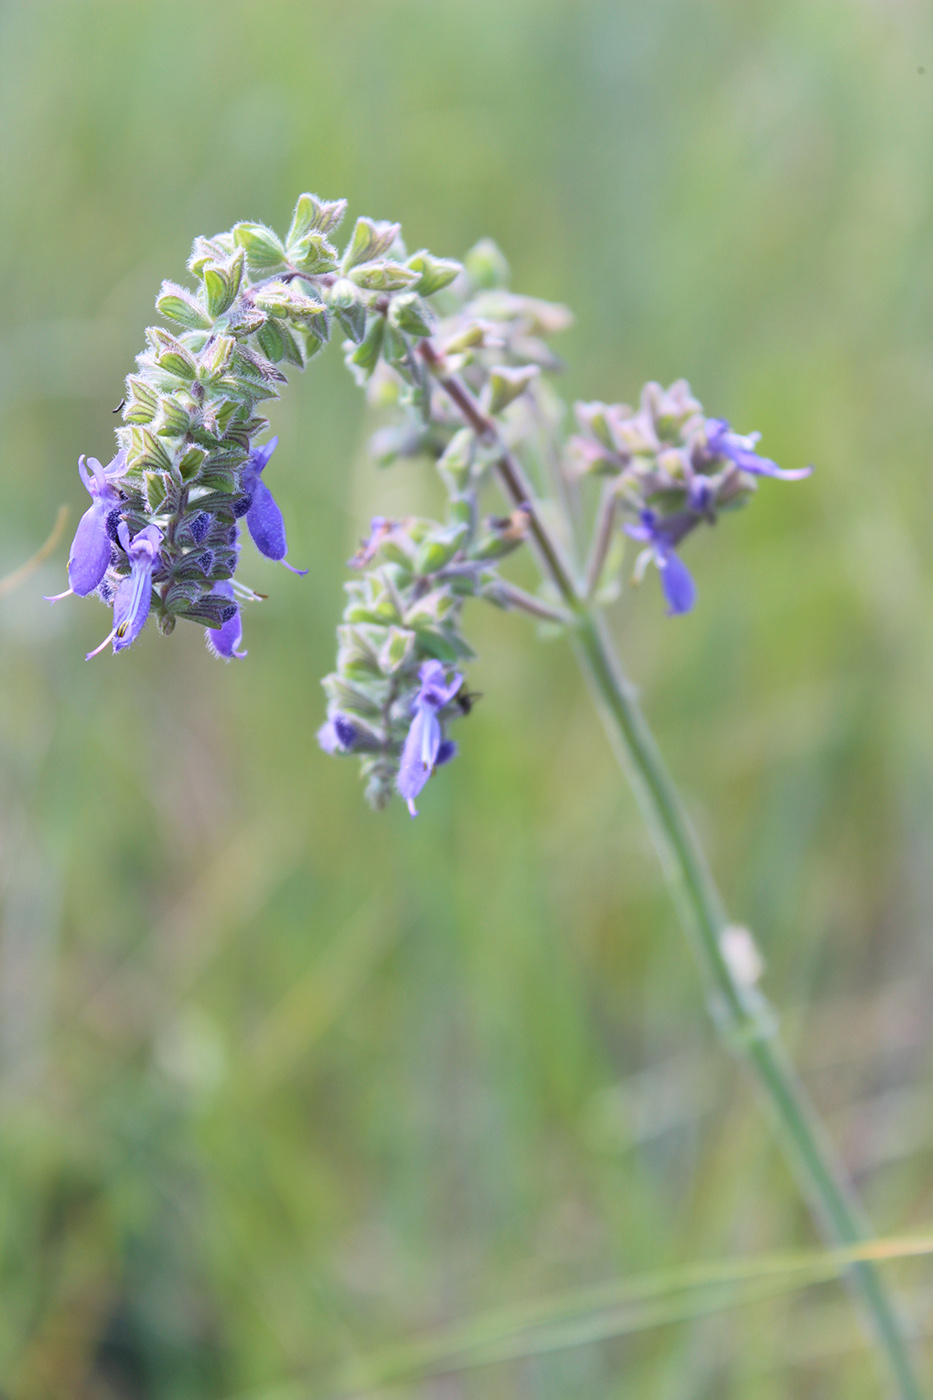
[570,382,812,616]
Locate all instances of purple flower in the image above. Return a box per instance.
[86,523,163,659]
[397,660,463,816]
[241,437,308,576]
[317,714,359,753]
[625,509,697,616]
[46,453,125,602]
[205,580,247,661]
[705,419,812,481]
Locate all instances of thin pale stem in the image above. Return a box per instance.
[420,343,925,1400]
[529,386,584,557]
[584,482,618,599]
[488,578,574,626]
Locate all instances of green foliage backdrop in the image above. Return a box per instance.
[1,1,932,1395]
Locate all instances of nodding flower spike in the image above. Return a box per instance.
[396,660,463,817]
[625,510,697,616]
[86,523,163,659]
[46,452,125,603]
[205,581,247,661]
[705,419,813,481]
[241,437,308,576]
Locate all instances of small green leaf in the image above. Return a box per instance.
[464,237,510,289]
[123,375,158,424]
[322,674,385,718]
[346,315,385,383]
[341,217,401,272]
[251,281,293,318]
[413,523,469,576]
[178,445,207,482]
[437,429,474,490]
[288,230,338,275]
[389,292,434,338]
[154,395,192,438]
[348,261,419,292]
[277,323,305,368]
[187,235,231,276]
[203,266,237,318]
[198,465,239,494]
[257,320,285,363]
[156,281,213,330]
[327,278,367,343]
[486,364,540,416]
[287,192,347,246]
[406,250,462,297]
[233,221,287,272]
[233,346,287,384]
[198,335,235,382]
[378,626,416,675]
[129,427,173,473]
[143,471,168,511]
[381,323,409,366]
[147,328,198,380]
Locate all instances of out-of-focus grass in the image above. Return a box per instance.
[1,1,933,1396]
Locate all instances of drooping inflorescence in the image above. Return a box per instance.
[57,194,811,813]
[49,194,462,660]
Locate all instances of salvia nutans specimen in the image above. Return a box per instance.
[48,191,928,1400]
[49,192,809,816]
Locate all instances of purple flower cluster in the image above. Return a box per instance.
[49,438,303,659]
[572,385,813,616]
[318,661,462,818]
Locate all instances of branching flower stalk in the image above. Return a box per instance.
[60,196,924,1397]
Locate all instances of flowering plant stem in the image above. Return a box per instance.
[422,348,924,1400]
[573,611,921,1400]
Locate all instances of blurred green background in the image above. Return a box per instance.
[2,0,933,1395]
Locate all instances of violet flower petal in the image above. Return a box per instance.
[205,581,246,661]
[705,418,812,481]
[111,523,163,653]
[245,480,309,575]
[435,739,457,766]
[397,706,435,816]
[68,501,114,595]
[656,546,696,616]
[111,568,152,652]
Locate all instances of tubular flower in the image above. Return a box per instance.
[317,714,359,754]
[624,510,697,616]
[47,452,125,602]
[704,419,813,481]
[241,438,308,575]
[205,581,246,661]
[87,524,163,658]
[397,661,463,817]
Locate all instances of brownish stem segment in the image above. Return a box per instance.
[417,340,580,609]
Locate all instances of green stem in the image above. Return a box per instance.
[423,347,924,1396]
[572,607,923,1400]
